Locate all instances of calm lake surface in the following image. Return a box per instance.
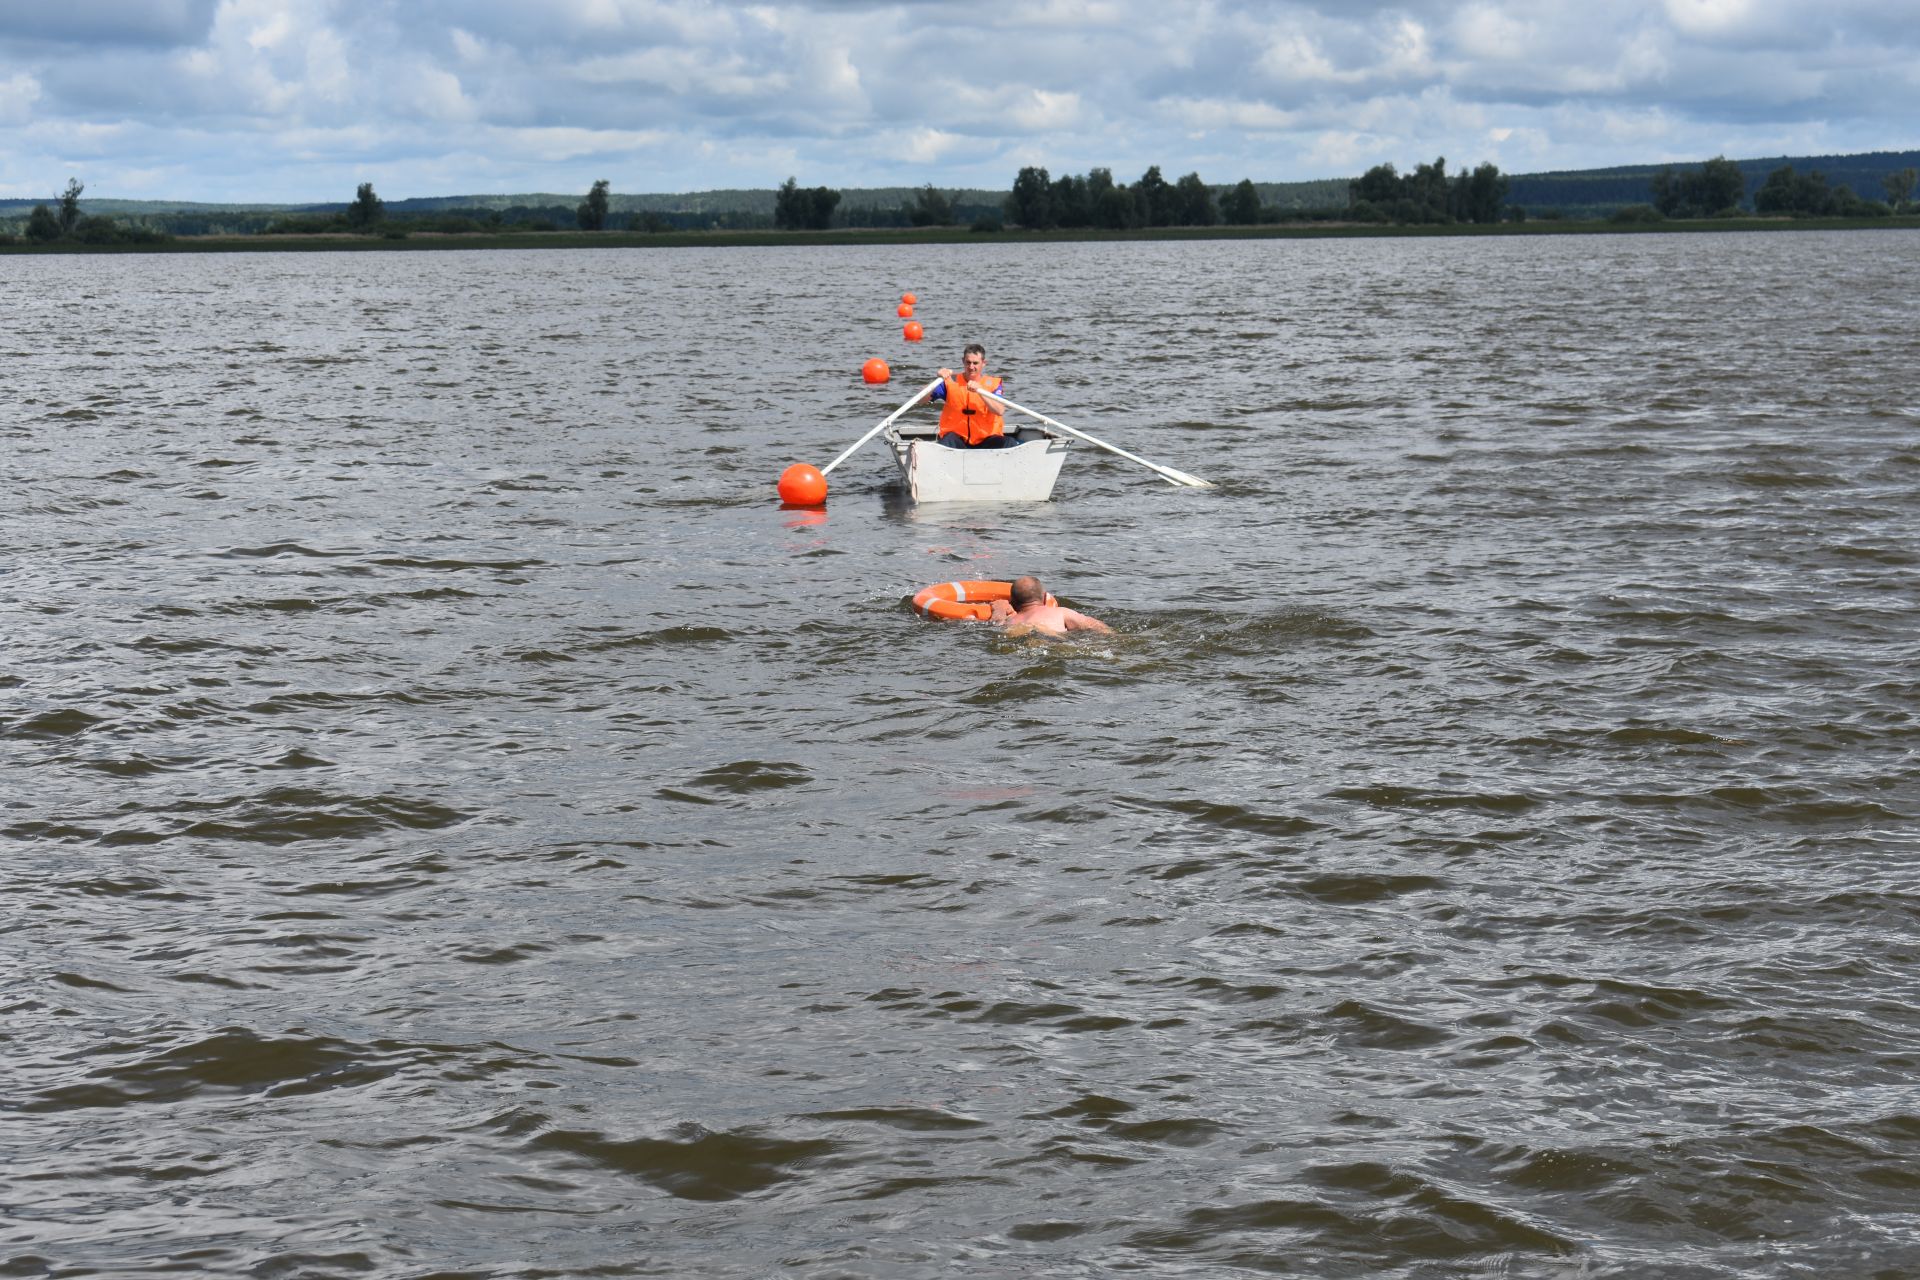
[5,231,1918,1279]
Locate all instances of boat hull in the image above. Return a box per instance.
[884,422,1069,503]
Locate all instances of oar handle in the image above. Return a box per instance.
[822,378,943,476]
[976,387,1214,489]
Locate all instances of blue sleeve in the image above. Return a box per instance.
[930,383,946,402]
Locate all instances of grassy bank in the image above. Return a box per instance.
[4,216,1917,253]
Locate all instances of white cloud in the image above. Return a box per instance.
[1010,90,1083,131]
[1594,105,1684,146]
[303,25,352,102]
[1379,16,1434,79]
[483,124,668,162]
[900,128,964,165]
[0,72,41,125]
[242,6,294,53]
[1014,0,1129,26]
[1163,97,1299,132]
[1305,130,1385,172]
[1259,31,1340,83]
[1664,0,1758,38]
[0,0,1914,201]
[576,47,771,98]
[403,66,476,122]
[1451,5,1535,61]
[450,28,488,63]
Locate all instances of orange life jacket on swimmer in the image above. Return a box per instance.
[938,375,1006,446]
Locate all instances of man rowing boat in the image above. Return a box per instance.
[918,343,1016,449]
[988,575,1112,638]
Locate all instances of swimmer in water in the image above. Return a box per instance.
[988,575,1112,638]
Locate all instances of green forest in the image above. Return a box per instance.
[3,148,1916,247]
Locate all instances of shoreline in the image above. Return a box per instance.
[5,215,1916,253]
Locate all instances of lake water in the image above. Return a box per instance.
[5,231,1919,1279]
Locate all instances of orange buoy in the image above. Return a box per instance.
[777,463,827,505]
[897,302,914,318]
[903,321,924,342]
[861,357,890,384]
[901,292,917,305]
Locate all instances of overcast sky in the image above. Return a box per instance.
[2,0,1915,203]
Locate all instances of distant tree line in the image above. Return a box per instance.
[240,181,774,236]
[1631,155,1913,220]
[11,156,1916,247]
[1347,158,1511,223]
[991,159,1515,229]
[1498,151,1920,219]
[1647,156,1746,217]
[0,178,169,246]
[842,195,1003,229]
[1002,164,1233,229]
[1752,162,1912,217]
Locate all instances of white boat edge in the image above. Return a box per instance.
[883,420,1071,503]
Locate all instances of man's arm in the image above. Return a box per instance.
[1062,610,1111,634]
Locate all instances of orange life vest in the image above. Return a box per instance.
[937,375,1005,446]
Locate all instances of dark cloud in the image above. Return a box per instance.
[0,0,218,48]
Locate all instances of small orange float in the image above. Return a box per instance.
[861,357,890,384]
[903,320,924,342]
[910,580,1055,621]
[896,302,914,318]
[901,292,917,305]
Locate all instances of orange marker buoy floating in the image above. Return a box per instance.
[902,292,917,305]
[777,463,827,505]
[903,321,924,342]
[861,357,890,384]
[897,302,914,318]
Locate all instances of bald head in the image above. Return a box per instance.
[1009,575,1046,610]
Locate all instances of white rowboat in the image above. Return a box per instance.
[882,419,1071,503]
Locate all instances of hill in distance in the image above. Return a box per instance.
[1505,147,1920,215]
[2,148,1913,219]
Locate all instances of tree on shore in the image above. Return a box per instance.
[1005,166,1053,229]
[347,182,384,231]
[1221,179,1261,225]
[1091,168,1133,229]
[907,184,953,226]
[1348,157,1508,224]
[774,177,841,230]
[1173,171,1216,226]
[1134,165,1174,226]
[58,178,83,234]
[1750,163,1887,216]
[1649,156,1745,217]
[577,179,610,230]
[1884,167,1917,213]
[1048,172,1087,227]
[25,204,60,241]
[1456,162,1509,223]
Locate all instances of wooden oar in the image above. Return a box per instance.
[975,387,1214,489]
[821,378,943,476]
